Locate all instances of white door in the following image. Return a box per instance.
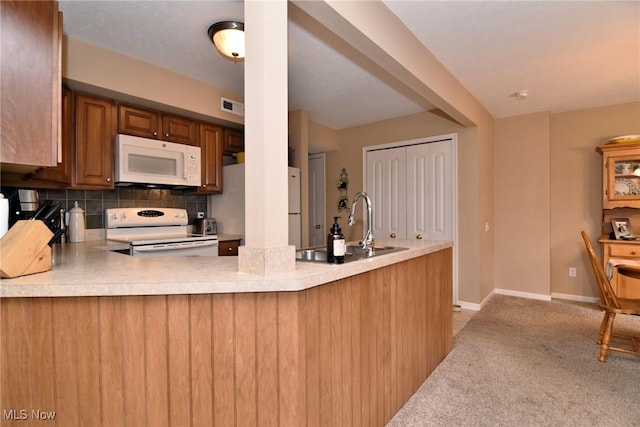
[308,154,326,247]
[406,140,453,241]
[366,148,406,241]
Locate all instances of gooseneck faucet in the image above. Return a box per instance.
[348,191,375,256]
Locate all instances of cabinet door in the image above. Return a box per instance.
[223,128,244,154]
[162,115,199,146]
[602,149,640,209]
[366,147,407,240]
[198,124,223,193]
[118,104,161,139]
[406,141,453,241]
[27,88,73,187]
[73,94,116,189]
[0,0,60,169]
[218,240,240,256]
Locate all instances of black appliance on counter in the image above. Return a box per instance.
[4,189,66,245]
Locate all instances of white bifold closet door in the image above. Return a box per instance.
[366,139,453,242]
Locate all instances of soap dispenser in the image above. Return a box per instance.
[66,201,86,243]
[327,216,346,264]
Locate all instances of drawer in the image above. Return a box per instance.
[219,240,240,256]
[607,244,640,258]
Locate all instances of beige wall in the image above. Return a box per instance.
[63,37,244,127]
[326,111,485,304]
[495,113,551,296]
[492,102,639,300]
[550,102,640,298]
[309,121,338,153]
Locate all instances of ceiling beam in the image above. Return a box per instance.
[290,0,493,128]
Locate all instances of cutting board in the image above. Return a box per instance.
[0,220,53,278]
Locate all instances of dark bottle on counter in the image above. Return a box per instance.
[327,216,346,264]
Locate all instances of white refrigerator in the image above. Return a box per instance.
[288,167,302,248]
[208,165,302,249]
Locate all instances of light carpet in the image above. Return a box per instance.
[387,295,640,427]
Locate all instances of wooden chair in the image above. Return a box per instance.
[581,231,640,362]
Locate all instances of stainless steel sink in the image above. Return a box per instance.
[295,245,408,264]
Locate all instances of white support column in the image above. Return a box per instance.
[239,0,295,275]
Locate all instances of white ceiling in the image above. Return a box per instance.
[59,1,640,130]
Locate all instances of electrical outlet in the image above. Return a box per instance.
[569,267,576,277]
[197,212,205,219]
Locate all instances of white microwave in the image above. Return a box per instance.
[115,134,201,187]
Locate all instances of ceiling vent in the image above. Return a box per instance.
[221,97,244,116]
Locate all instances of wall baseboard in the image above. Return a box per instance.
[495,288,552,301]
[458,290,496,311]
[459,290,598,312]
[551,292,598,304]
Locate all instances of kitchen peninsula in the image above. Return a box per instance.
[1,239,452,426]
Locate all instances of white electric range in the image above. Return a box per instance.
[105,207,218,257]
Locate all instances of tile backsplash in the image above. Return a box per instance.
[2,187,208,229]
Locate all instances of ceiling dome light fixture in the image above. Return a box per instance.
[207,21,245,61]
[511,90,529,100]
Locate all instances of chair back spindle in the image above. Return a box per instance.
[580,231,621,310]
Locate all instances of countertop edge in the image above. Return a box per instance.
[0,240,452,298]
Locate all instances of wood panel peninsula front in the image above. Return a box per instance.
[0,239,453,427]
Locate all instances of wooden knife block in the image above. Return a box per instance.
[0,220,53,278]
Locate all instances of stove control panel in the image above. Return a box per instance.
[105,208,188,228]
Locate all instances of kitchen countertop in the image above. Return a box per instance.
[0,238,452,298]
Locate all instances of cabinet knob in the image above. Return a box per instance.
[315,224,321,229]
[632,251,637,255]
[153,131,158,137]
[165,133,169,138]
[390,233,397,238]
[416,234,423,240]
[227,247,233,252]
[106,177,112,182]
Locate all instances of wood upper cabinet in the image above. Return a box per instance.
[118,104,199,146]
[162,115,199,146]
[0,0,61,171]
[25,88,73,187]
[1,88,72,189]
[73,94,116,189]
[596,142,640,209]
[118,104,161,139]
[197,123,223,193]
[223,128,244,154]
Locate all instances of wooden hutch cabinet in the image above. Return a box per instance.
[596,142,640,209]
[596,140,640,298]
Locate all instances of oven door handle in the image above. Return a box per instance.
[132,240,218,252]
